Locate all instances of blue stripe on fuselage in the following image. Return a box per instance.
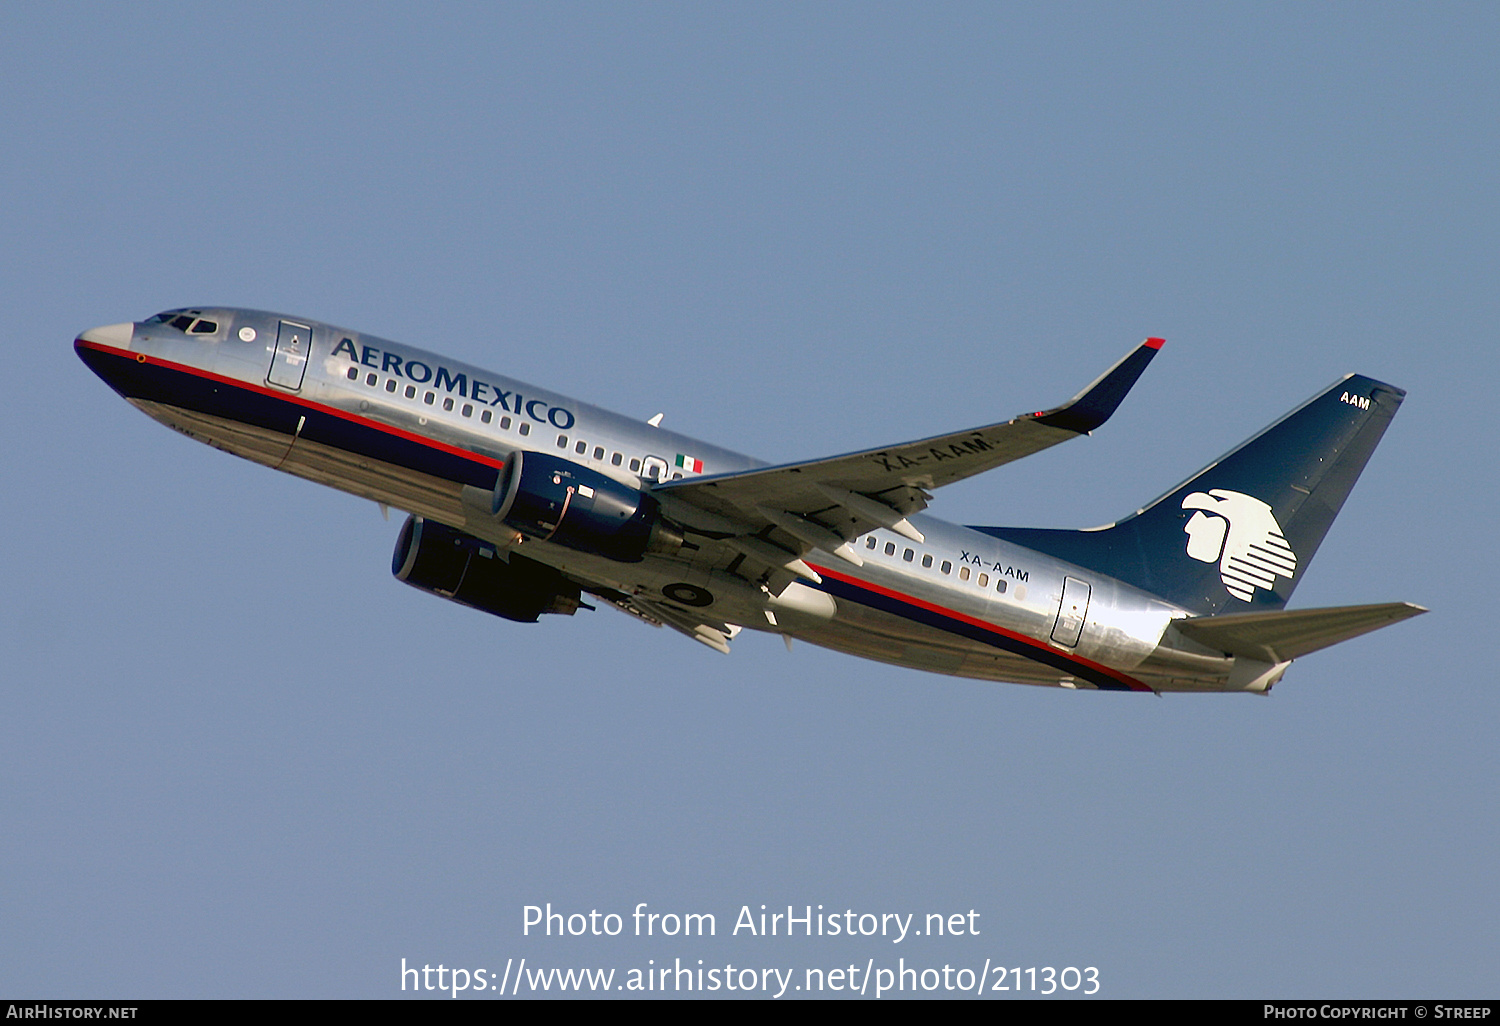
[78,339,1145,692]
[75,341,503,490]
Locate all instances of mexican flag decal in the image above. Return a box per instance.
[675,454,704,473]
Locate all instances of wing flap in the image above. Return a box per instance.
[597,591,740,654]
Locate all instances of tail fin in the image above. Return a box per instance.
[973,374,1406,615]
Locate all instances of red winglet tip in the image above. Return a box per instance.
[1144,337,1165,350]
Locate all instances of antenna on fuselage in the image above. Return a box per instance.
[647,413,664,427]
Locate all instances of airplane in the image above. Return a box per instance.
[74,309,1424,694]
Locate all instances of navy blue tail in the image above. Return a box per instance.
[972,375,1405,615]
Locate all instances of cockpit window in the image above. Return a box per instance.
[145,310,217,334]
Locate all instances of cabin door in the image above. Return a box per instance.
[268,320,312,390]
[1051,576,1091,647]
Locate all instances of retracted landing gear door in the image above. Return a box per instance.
[268,320,312,390]
[1051,576,1091,647]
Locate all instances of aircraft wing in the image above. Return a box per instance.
[652,339,1163,577]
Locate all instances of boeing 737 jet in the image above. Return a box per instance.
[75,309,1423,694]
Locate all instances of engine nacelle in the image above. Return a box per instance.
[494,450,683,562]
[392,515,581,623]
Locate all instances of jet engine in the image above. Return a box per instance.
[392,515,581,623]
[491,450,683,562]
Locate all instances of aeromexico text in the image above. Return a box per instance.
[332,339,576,429]
[523,904,980,944]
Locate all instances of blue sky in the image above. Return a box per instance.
[2,2,1495,998]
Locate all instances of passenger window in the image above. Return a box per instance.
[903,548,914,562]
[575,440,586,455]
[500,416,511,429]
[884,542,896,556]
[629,458,640,472]
[978,573,989,587]
[557,435,568,449]
[672,472,682,479]
[424,392,435,405]
[443,397,454,412]
[866,536,876,550]
[366,373,377,386]
[593,446,604,460]
[519,423,530,436]
[481,410,492,424]
[959,567,970,581]
[461,403,472,416]
[405,385,416,399]
[346,368,358,381]
[611,452,622,466]
[941,560,952,574]
[922,554,933,568]
[996,579,1007,594]
[385,379,396,393]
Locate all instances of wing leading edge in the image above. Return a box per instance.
[651,338,1163,581]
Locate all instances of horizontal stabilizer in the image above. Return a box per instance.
[1174,602,1426,663]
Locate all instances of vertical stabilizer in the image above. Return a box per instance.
[974,375,1405,615]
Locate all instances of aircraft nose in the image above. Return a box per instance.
[76,321,135,350]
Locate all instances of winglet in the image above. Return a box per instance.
[1031,337,1164,434]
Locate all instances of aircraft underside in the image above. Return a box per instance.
[133,398,1237,693]
[133,399,471,526]
[791,612,1236,692]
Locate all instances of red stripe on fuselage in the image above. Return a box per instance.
[807,561,1152,692]
[75,339,508,471]
[81,339,1151,691]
